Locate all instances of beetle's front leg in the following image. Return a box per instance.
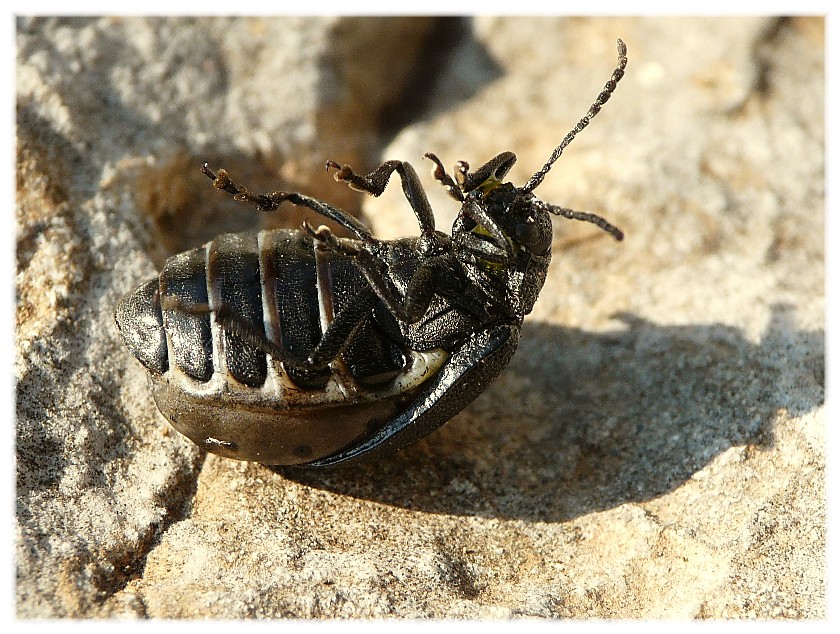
[455,151,517,193]
[424,152,464,202]
[326,159,436,237]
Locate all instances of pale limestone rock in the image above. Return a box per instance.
[16,16,823,619]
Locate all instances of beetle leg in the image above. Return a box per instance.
[460,198,509,250]
[423,153,464,202]
[359,255,444,325]
[457,151,517,193]
[201,164,374,242]
[166,290,383,374]
[305,290,379,370]
[302,221,364,256]
[165,292,375,374]
[161,295,297,366]
[308,223,447,326]
[212,303,296,365]
[302,219,442,325]
[396,257,449,323]
[326,160,436,236]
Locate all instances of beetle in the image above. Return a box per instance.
[114,38,627,469]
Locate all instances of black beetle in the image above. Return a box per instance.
[115,39,627,468]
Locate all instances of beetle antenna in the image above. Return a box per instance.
[522,38,627,194]
[541,202,624,241]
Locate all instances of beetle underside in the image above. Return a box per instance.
[115,39,628,468]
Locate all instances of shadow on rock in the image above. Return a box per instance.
[273,304,823,522]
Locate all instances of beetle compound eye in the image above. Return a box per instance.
[514,215,552,256]
[514,219,538,248]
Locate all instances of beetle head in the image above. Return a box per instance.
[447,175,555,319]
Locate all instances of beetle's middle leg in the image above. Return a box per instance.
[326,159,436,237]
[305,223,444,326]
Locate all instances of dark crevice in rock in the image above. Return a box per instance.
[375,17,471,138]
[95,452,205,608]
[750,17,792,100]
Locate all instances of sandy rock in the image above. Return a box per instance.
[16,16,823,618]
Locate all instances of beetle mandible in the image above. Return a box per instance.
[114,38,628,468]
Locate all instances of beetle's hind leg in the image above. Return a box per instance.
[201,164,374,242]
[326,159,436,237]
[160,295,295,366]
[162,290,378,374]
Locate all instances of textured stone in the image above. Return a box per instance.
[16,16,823,618]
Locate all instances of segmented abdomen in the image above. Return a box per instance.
[116,229,406,390]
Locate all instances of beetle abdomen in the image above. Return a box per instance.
[115,229,451,464]
[116,229,414,393]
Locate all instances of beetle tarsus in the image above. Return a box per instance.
[424,153,464,202]
[326,159,402,197]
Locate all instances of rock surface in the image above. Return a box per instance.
[16,16,824,618]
